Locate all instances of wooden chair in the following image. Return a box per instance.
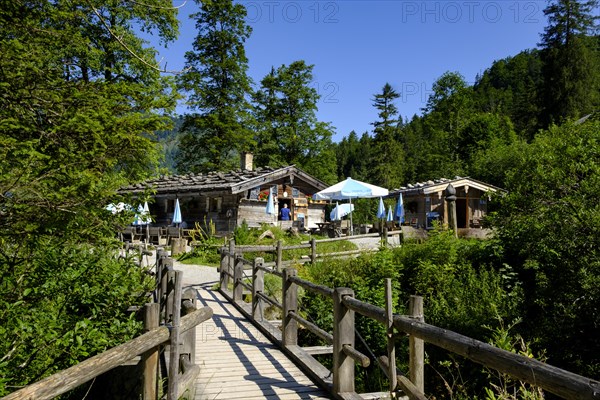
[121,226,141,243]
[167,226,181,243]
[148,227,165,245]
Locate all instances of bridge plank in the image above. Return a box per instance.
[191,283,331,400]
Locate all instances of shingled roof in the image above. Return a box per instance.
[388,177,504,197]
[119,165,328,196]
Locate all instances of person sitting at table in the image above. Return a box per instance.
[280,203,291,221]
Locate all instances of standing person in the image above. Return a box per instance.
[280,203,291,221]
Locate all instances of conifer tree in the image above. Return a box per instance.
[177,0,254,172]
[253,61,337,183]
[370,83,405,188]
[539,0,600,124]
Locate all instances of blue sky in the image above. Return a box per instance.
[156,1,549,141]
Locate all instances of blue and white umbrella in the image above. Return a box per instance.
[387,205,394,222]
[266,192,276,216]
[377,197,386,219]
[140,201,151,225]
[173,198,182,225]
[314,177,389,235]
[330,202,354,221]
[395,193,405,224]
[134,204,146,226]
[106,202,131,214]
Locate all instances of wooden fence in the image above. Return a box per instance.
[4,250,213,400]
[218,239,600,400]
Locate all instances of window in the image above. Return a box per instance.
[249,187,260,200]
[292,188,300,198]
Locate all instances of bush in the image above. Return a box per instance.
[0,239,153,395]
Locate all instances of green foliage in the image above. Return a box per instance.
[297,229,523,395]
[369,83,405,188]
[0,241,153,395]
[483,318,545,400]
[473,50,544,140]
[490,119,600,378]
[178,220,222,265]
[539,0,600,126]
[252,61,338,184]
[0,1,177,394]
[177,0,254,173]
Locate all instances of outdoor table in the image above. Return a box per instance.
[315,222,331,234]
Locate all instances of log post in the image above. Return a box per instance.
[165,268,175,327]
[228,239,235,289]
[180,288,198,364]
[385,279,397,393]
[252,258,265,320]
[220,246,228,292]
[310,238,317,264]
[142,303,159,400]
[333,287,355,394]
[276,239,283,271]
[445,184,458,238]
[409,295,425,392]
[233,255,244,303]
[168,270,183,400]
[282,268,298,346]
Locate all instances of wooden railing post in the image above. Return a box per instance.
[276,240,283,271]
[168,270,183,400]
[333,287,355,394]
[252,257,265,320]
[409,295,425,393]
[142,303,159,400]
[310,238,316,264]
[282,268,298,346]
[233,255,244,302]
[219,246,228,291]
[163,261,174,323]
[180,288,198,364]
[385,279,397,394]
[228,239,236,290]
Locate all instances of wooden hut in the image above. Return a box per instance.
[389,177,503,235]
[119,156,329,234]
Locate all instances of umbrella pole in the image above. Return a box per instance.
[349,198,353,236]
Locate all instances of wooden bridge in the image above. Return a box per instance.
[5,235,600,400]
[191,281,330,399]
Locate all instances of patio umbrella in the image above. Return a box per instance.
[134,204,145,226]
[173,198,182,238]
[106,202,130,214]
[387,205,394,222]
[377,197,386,219]
[141,201,151,242]
[313,177,389,234]
[330,202,354,221]
[266,192,276,216]
[173,198,182,225]
[395,193,405,224]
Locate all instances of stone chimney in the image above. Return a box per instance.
[240,152,253,171]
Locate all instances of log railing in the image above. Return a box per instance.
[5,251,213,400]
[219,240,600,400]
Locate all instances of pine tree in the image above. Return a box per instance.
[253,61,337,183]
[539,0,600,125]
[177,0,254,173]
[369,83,405,188]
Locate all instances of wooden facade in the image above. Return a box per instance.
[119,163,329,234]
[389,177,503,230]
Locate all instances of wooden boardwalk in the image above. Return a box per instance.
[191,284,331,399]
